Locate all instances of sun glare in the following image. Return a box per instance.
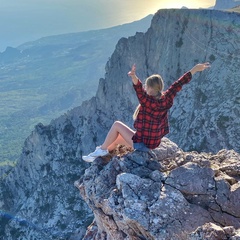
[129,0,215,24]
[143,0,215,15]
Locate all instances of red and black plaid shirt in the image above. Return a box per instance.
[132,71,192,149]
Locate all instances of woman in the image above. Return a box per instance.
[82,63,210,162]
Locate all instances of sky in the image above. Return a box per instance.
[0,0,215,52]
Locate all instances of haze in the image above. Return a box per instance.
[0,0,215,52]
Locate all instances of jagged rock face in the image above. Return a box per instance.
[76,138,240,240]
[0,120,93,239]
[0,8,240,239]
[96,9,240,153]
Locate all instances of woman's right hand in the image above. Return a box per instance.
[190,62,211,75]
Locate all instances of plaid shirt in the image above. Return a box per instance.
[132,71,192,149]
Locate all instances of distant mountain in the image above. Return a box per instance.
[214,0,240,9]
[0,15,152,162]
[231,5,240,12]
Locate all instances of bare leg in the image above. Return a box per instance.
[101,121,135,150]
[107,134,133,151]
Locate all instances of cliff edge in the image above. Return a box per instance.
[76,138,240,240]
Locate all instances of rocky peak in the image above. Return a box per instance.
[76,138,240,239]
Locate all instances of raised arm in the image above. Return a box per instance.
[164,62,211,108]
[128,64,138,85]
[190,62,211,75]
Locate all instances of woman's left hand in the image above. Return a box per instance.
[128,64,138,85]
[128,64,136,77]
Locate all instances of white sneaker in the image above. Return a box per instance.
[82,146,109,162]
[82,155,96,163]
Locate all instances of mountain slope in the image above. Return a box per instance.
[0,15,152,162]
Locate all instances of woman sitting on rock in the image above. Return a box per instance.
[82,63,210,162]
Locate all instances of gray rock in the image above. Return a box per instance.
[76,138,240,239]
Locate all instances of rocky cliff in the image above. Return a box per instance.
[0,8,240,240]
[97,8,240,153]
[75,138,240,239]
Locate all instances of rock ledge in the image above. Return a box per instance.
[75,138,240,240]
